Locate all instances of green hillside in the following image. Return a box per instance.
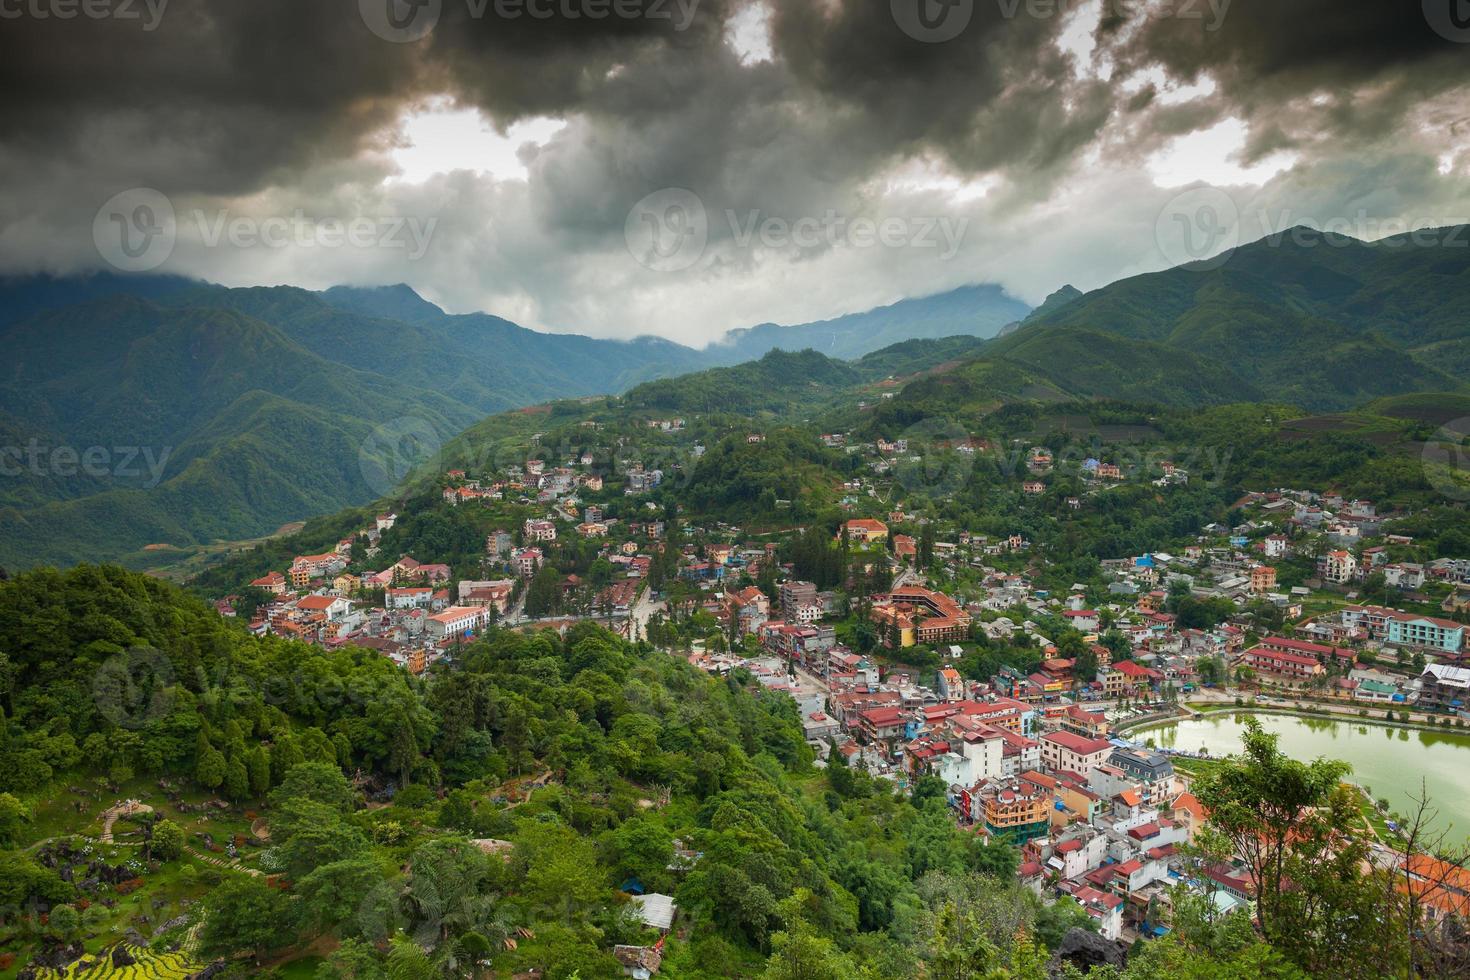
[1001,226,1470,410]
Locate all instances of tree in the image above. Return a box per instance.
[761,890,860,980]
[270,761,357,813]
[525,566,563,619]
[224,755,250,801]
[1033,896,1095,950]
[524,825,608,920]
[605,816,674,888]
[298,857,384,931]
[150,819,185,861]
[316,938,389,980]
[47,903,80,940]
[200,875,297,963]
[0,792,29,846]
[273,799,371,878]
[247,745,272,795]
[196,744,226,790]
[1193,719,1402,977]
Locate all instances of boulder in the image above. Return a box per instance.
[1051,928,1127,975]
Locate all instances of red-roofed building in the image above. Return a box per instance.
[840,519,888,544]
[1040,731,1114,776]
[1242,644,1326,685]
[1257,635,1356,668]
[251,570,287,595]
[1065,885,1124,940]
[855,705,908,745]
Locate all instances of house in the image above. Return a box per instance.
[803,711,840,741]
[1321,550,1358,584]
[1256,635,1356,670]
[386,586,435,610]
[1062,609,1100,632]
[289,552,346,588]
[1418,663,1470,713]
[1104,660,1162,697]
[513,547,543,577]
[427,605,489,640]
[870,586,972,647]
[1060,704,1111,739]
[780,581,818,618]
[840,518,889,544]
[1249,565,1277,594]
[524,518,558,542]
[629,893,677,933]
[894,534,918,561]
[458,579,514,614]
[1039,731,1113,776]
[722,586,770,634]
[1241,646,1324,685]
[855,705,909,745]
[938,667,965,701]
[250,571,287,595]
[295,594,351,622]
[613,945,663,979]
[968,780,1051,843]
[1064,885,1124,940]
[1341,605,1465,654]
[1107,747,1175,805]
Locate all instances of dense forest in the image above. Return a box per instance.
[1,566,1408,978]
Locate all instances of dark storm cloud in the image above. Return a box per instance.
[766,0,1110,177]
[1111,1,1470,151]
[0,0,1465,340]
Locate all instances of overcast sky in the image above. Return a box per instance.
[1,0,1467,346]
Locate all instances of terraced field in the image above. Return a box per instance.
[36,946,200,980]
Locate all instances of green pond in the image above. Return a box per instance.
[1141,712,1470,834]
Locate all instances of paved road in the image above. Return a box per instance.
[1188,687,1442,726]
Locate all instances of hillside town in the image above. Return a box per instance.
[209,428,1470,950]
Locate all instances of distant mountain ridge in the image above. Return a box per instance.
[706,284,1030,364]
[950,227,1470,411]
[0,272,1020,568]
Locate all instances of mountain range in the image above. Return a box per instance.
[5,224,1469,570]
[931,226,1470,412]
[0,274,1024,569]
